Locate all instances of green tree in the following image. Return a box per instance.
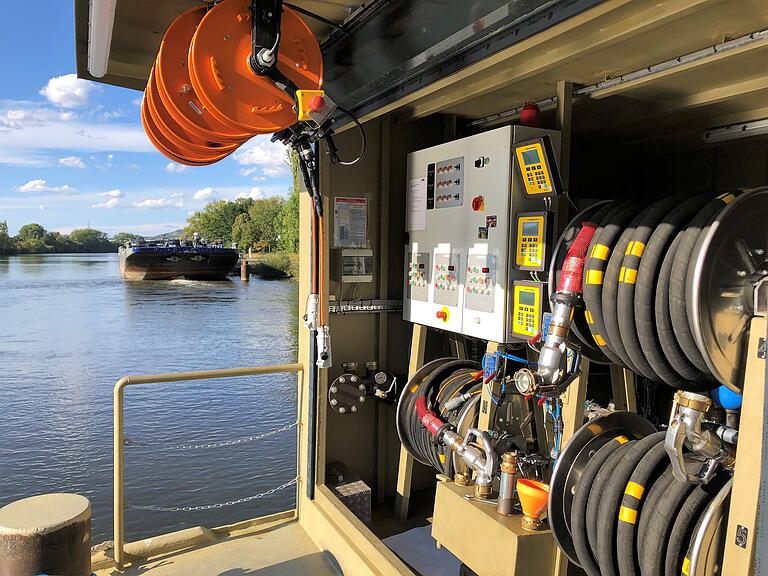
[69,228,114,252]
[16,223,47,241]
[278,188,299,252]
[185,198,253,243]
[15,223,49,253]
[0,221,15,255]
[112,232,144,245]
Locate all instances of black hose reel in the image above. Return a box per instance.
[549,187,768,393]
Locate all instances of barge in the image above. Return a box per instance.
[119,237,238,280]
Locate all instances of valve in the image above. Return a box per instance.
[664,390,736,484]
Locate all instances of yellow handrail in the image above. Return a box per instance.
[113,363,304,568]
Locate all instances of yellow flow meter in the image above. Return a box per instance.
[511,280,544,339]
[514,136,562,198]
[515,211,549,271]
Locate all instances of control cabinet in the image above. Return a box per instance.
[403,125,560,342]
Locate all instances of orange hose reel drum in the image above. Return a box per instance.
[146,68,241,156]
[154,6,253,143]
[188,0,323,134]
[141,94,231,166]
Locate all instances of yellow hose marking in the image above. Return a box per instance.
[615,435,629,444]
[618,506,637,524]
[593,334,606,346]
[585,310,594,324]
[624,481,645,499]
[410,384,419,393]
[630,241,645,257]
[591,244,610,260]
[621,268,638,284]
[718,193,735,204]
[682,556,691,575]
[586,269,604,285]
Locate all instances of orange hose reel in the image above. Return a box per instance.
[142,0,323,166]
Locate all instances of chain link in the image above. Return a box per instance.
[124,421,298,450]
[127,477,298,512]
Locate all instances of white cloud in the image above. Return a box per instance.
[39,205,45,210]
[58,155,86,169]
[17,179,76,193]
[99,189,124,198]
[107,154,114,161]
[232,138,288,178]
[235,187,264,200]
[92,197,121,209]
[59,111,77,122]
[239,167,257,177]
[165,162,188,173]
[170,191,183,198]
[193,187,215,200]
[40,74,97,108]
[133,198,183,209]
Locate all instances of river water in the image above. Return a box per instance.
[0,253,299,543]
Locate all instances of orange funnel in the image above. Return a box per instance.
[517,479,549,530]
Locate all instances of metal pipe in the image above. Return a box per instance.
[113,363,303,569]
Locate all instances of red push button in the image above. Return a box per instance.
[436,310,447,320]
[309,95,325,112]
[472,196,484,211]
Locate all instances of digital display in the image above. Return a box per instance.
[522,149,541,165]
[448,265,455,271]
[522,221,540,236]
[519,290,536,306]
[481,267,489,273]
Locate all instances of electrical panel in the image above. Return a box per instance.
[403,125,560,342]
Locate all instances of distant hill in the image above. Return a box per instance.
[147,229,185,241]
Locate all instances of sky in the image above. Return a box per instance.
[0,2,292,237]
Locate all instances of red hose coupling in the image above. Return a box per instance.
[557,221,598,294]
[415,396,445,437]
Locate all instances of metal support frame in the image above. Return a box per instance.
[395,323,427,522]
[722,315,767,574]
[113,363,304,569]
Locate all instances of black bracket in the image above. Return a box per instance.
[249,0,283,76]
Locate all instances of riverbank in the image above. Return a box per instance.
[245,252,298,280]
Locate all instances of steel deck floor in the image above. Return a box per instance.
[95,520,341,576]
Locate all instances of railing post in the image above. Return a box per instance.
[114,379,126,569]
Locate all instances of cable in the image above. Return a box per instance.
[284,3,348,33]
[497,351,530,364]
[333,106,366,165]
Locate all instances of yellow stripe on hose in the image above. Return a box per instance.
[615,435,629,444]
[585,310,594,324]
[591,244,610,260]
[624,481,645,500]
[586,269,604,285]
[630,241,645,257]
[410,384,419,393]
[593,334,606,346]
[621,268,638,284]
[718,193,735,204]
[682,556,691,575]
[618,506,638,524]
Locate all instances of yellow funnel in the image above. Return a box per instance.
[517,478,549,531]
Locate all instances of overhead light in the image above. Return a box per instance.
[87,0,118,78]
[703,118,768,143]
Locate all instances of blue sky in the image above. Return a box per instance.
[0,2,292,237]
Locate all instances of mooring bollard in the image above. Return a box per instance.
[240,258,249,282]
[0,493,91,576]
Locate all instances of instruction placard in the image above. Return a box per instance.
[407,177,427,231]
[334,197,368,248]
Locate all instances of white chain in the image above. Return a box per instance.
[127,477,298,512]
[124,421,298,450]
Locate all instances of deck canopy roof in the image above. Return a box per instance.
[76,0,768,146]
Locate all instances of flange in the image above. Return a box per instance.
[688,188,768,390]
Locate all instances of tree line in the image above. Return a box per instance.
[0,221,129,255]
[184,188,298,253]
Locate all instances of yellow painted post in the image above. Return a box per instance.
[395,323,427,522]
[610,365,637,412]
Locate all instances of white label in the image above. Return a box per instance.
[407,177,427,231]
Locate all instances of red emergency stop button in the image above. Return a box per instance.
[436,310,448,321]
[309,95,325,113]
[472,196,485,211]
